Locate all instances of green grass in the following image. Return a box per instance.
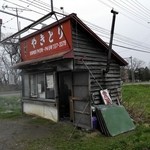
[122,84,150,112]
[25,120,150,150]
[0,85,150,150]
[122,84,150,124]
[0,96,22,119]
[26,84,150,150]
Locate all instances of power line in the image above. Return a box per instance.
[134,0,150,15]
[84,20,150,51]
[32,0,62,12]
[2,0,38,25]
[18,0,49,13]
[3,0,45,16]
[2,0,150,55]
[109,0,148,22]
[96,32,150,53]
[125,0,150,17]
[113,44,150,54]
[119,0,150,20]
[97,0,150,29]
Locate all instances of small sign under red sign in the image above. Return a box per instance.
[20,20,72,61]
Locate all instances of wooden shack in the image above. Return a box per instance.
[14,13,127,129]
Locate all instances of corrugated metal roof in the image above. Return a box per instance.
[21,13,128,66]
[13,13,127,68]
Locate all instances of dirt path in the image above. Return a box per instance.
[0,116,54,150]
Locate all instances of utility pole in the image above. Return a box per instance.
[0,19,2,41]
[0,10,46,27]
[15,8,20,32]
[2,5,22,32]
[130,56,135,83]
[105,9,118,73]
[50,0,54,12]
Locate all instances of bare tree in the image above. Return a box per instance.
[148,62,150,69]
[132,58,145,71]
[126,57,145,70]
[124,57,146,82]
[0,33,21,85]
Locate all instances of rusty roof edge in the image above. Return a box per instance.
[13,50,70,69]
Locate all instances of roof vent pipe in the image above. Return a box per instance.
[105,9,118,73]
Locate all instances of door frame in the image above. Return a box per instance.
[58,71,72,120]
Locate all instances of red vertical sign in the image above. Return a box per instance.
[20,20,72,61]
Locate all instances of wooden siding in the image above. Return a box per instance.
[72,23,122,103]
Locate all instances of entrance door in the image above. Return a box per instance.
[58,72,72,119]
[73,71,91,129]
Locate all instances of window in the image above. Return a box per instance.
[30,75,37,97]
[23,74,29,97]
[46,73,54,99]
[23,73,55,100]
[37,74,45,98]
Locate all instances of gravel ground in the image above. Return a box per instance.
[0,116,54,150]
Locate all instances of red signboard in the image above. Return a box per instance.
[20,20,72,61]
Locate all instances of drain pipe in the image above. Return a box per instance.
[105,9,118,73]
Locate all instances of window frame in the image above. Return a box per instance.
[22,72,56,102]
[30,74,38,98]
[45,73,55,99]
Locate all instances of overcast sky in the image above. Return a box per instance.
[0,0,150,66]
